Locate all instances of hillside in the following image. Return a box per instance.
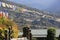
[0,0,60,31]
[7,8,60,30]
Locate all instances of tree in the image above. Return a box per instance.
[47,27,56,40]
[0,29,3,40]
[29,30,32,40]
[22,27,29,37]
[22,26,32,40]
[58,35,60,40]
[0,17,18,40]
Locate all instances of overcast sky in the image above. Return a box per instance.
[7,0,60,13]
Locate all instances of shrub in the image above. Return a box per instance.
[0,17,18,39]
[47,27,56,40]
[0,29,3,40]
[22,26,32,40]
[58,35,60,40]
[22,27,29,37]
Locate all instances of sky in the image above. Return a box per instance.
[7,0,60,14]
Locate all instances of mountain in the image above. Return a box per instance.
[1,0,60,31]
[7,7,60,30]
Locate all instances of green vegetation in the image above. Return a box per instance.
[0,17,18,39]
[22,27,29,37]
[58,35,60,40]
[47,27,56,40]
[0,29,3,40]
[22,26,32,40]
